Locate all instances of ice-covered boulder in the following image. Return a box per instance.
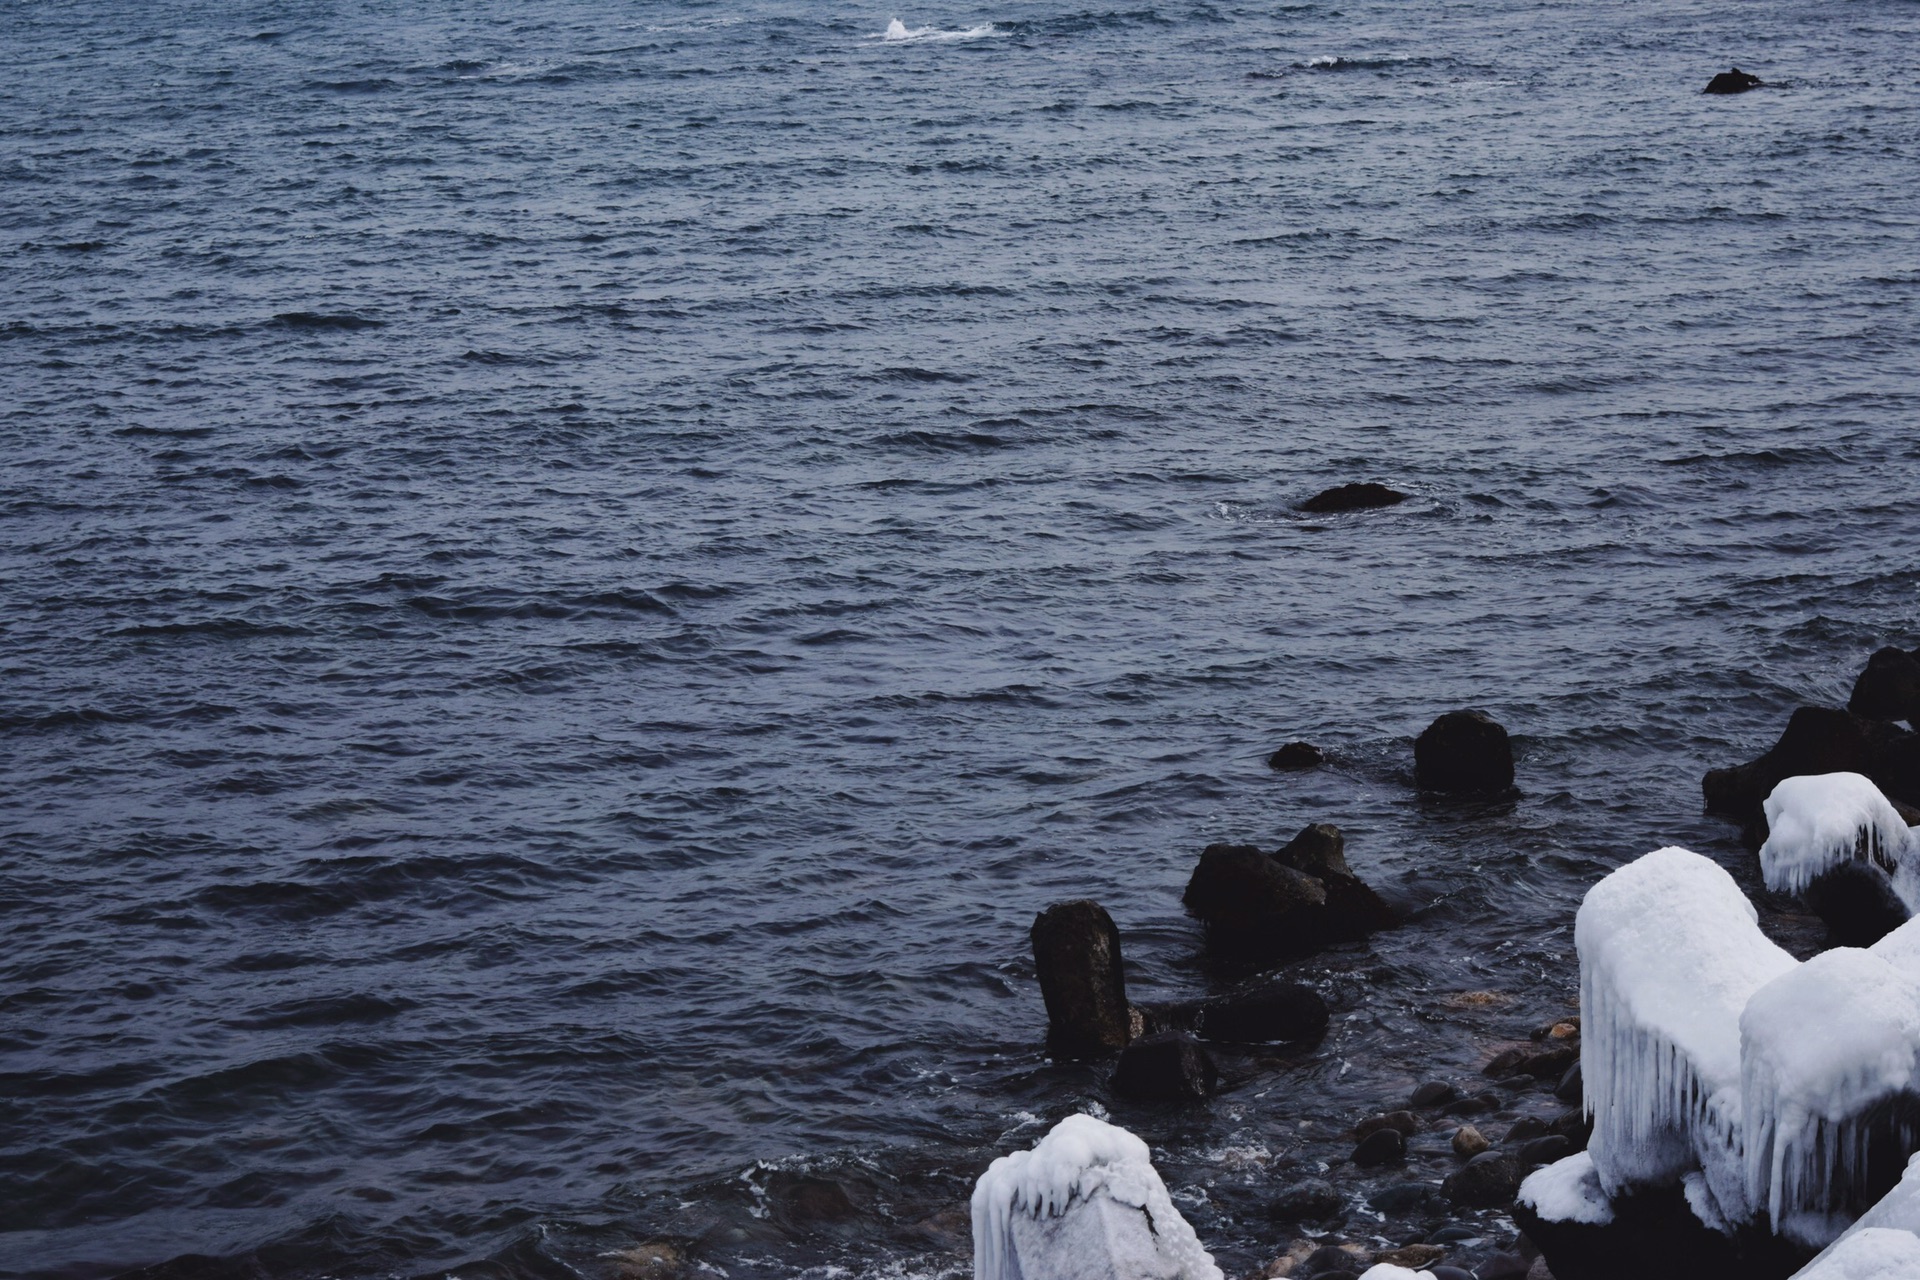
[1791,1228,1920,1279]
[970,1113,1222,1280]
[1356,1266,1438,1280]
[1742,949,1920,1248]
[1575,846,1797,1211]
[1760,774,1918,907]
[1519,1151,1614,1227]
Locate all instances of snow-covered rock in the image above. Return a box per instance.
[1760,773,1918,907]
[1790,1227,1920,1279]
[970,1113,1222,1280]
[1575,846,1797,1208]
[1742,949,1920,1247]
[1356,1266,1438,1280]
[1518,1151,1614,1226]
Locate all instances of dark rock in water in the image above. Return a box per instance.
[1555,1062,1582,1104]
[1515,1180,1807,1280]
[766,1171,865,1225]
[1031,900,1132,1057]
[1369,1181,1440,1214]
[1353,1127,1407,1166]
[1272,1178,1347,1223]
[1429,1268,1476,1280]
[1485,1042,1577,1080]
[1445,1090,1503,1116]
[1193,978,1329,1043]
[1515,1135,1573,1168]
[1276,822,1353,880]
[1548,1106,1593,1153]
[1804,860,1912,947]
[1702,705,1920,838]
[1504,1116,1550,1144]
[1474,1254,1532,1280]
[1356,1110,1421,1140]
[1426,1224,1479,1245]
[1411,1080,1459,1108]
[1415,710,1515,794]
[1441,1150,1524,1208]
[1269,741,1326,770]
[1298,481,1409,513]
[1703,67,1763,94]
[1111,1030,1217,1101]
[1850,646,1920,724]
[1182,831,1395,962]
[1298,1245,1366,1277]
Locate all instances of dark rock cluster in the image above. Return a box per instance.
[1182,823,1398,965]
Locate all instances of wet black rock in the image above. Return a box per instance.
[1298,1245,1366,1277]
[1182,825,1395,963]
[1504,1116,1549,1144]
[1111,1030,1217,1101]
[1548,1106,1593,1153]
[1298,482,1409,513]
[1445,1090,1503,1116]
[1441,1151,1525,1209]
[1415,710,1515,794]
[1474,1254,1532,1280]
[1485,1042,1577,1080]
[1269,741,1326,769]
[1192,978,1329,1043]
[1370,1181,1441,1214]
[1515,1181,1806,1280]
[1356,1110,1421,1140]
[1031,900,1132,1056]
[1426,1225,1479,1244]
[1515,1135,1573,1168]
[1555,1062,1582,1104]
[1272,1178,1347,1223]
[1353,1127,1407,1167]
[1411,1080,1459,1108]
[1804,860,1912,947]
[1702,705,1920,840]
[1850,646,1920,724]
[1703,67,1762,93]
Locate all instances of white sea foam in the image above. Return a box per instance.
[873,18,1004,43]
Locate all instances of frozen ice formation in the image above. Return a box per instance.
[1568,839,1920,1253]
[1518,1150,1614,1226]
[1576,845,1795,1209]
[1761,772,1918,906]
[1792,1228,1920,1279]
[970,1112,1223,1280]
[1355,1267,1438,1280]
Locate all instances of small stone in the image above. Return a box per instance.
[1269,741,1325,770]
[1554,1062,1582,1104]
[1353,1127,1407,1167]
[1451,1125,1489,1158]
[1355,1111,1420,1140]
[1367,1182,1439,1214]
[1440,1151,1524,1208]
[1297,1243,1366,1277]
[1410,1080,1458,1108]
[1515,1135,1572,1167]
[1271,1178,1345,1223]
[1375,1244,1443,1270]
[1503,1116,1549,1144]
[1425,1224,1479,1244]
[1444,1090,1502,1116]
[1483,1043,1577,1080]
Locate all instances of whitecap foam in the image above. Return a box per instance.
[872,18,1005,43]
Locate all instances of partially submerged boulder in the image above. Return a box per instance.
[1704,67,1763,94]
[1182,824,1395,963]
[971,1113,1223,1280]
[1111,1032,1218,1102]
[1269,741,1326,770]
[1702,707,1920,843]
[1298,482,1409,513]
[1850,648,1920,726]
[1032,900,1133,1057]
[1414,710,1515,794]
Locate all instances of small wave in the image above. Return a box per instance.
[871,18,1005,43]
[1304,53,1427,71]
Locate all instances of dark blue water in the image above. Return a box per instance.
[4,1,1919,1276]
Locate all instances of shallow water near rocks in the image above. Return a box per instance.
[3,0,1919,1277]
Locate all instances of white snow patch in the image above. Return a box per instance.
[1761,773,1918,905]
[1356,1268,1437,1280]
[970,1113,1222,1280]
[1791,1227,1920,1279]
[1575,846,1796,1200]
[1518,1151,1614,1225]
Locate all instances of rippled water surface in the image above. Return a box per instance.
[4,0,1920,1276]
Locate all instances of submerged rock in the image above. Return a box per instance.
[1272,1178,1347,1224]
[1112,1031,1218,1102]
[1298,482,1409,513]
[1414,710,1515,794]
[1269,741,1326,770]
[1191,978,1330,1043]
[1703,67,1763,94]
[1182,825,1395,963]
[1032,900,1133,1057]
